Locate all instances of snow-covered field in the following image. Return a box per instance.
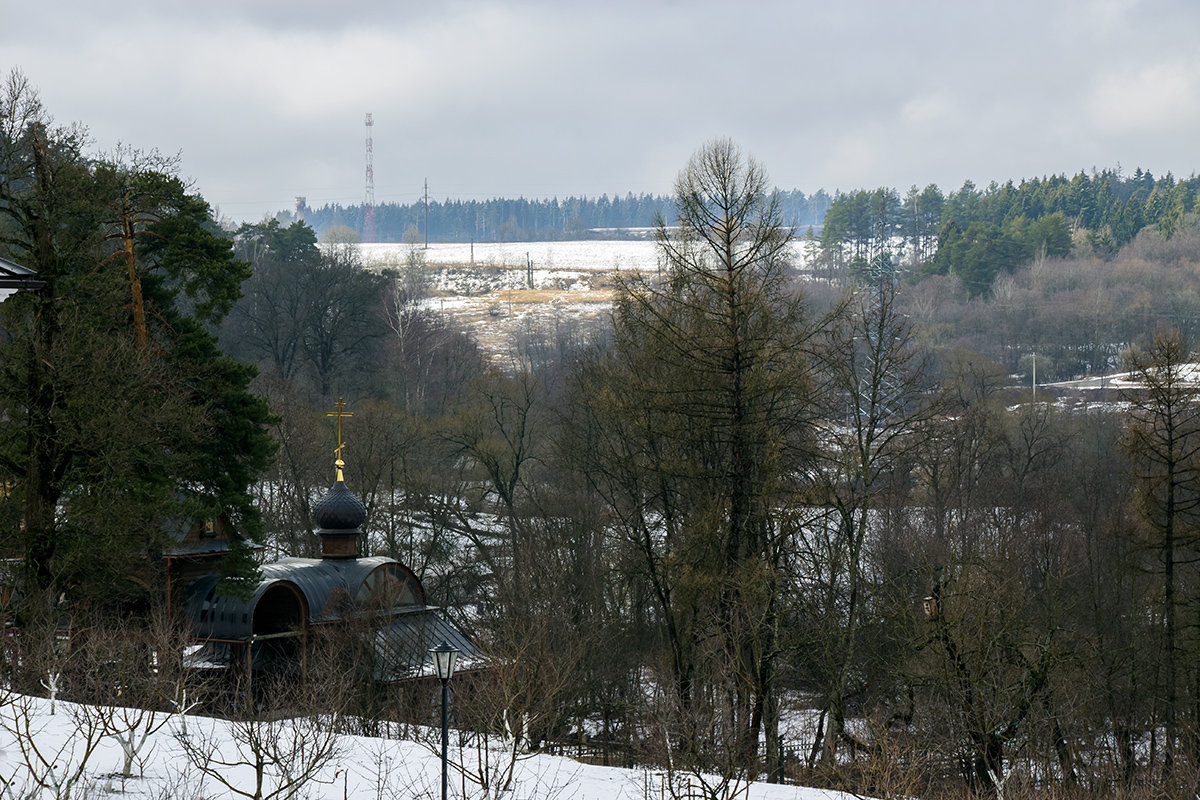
[362,241,655,361]
[357,240,812,362]
[360,240,668,274]
[0,693,862,800]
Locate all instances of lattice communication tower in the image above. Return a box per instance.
[364,113,376,243]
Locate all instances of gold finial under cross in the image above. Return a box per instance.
[326,397,353,481]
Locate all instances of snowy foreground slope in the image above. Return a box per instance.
[0,694,863,800]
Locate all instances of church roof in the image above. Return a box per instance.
[313,480,366,532]
[180,397,477,681]
[186,556,425,641]
[373,609,477,679]
[0,256,45,292]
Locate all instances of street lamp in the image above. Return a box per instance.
[431,641,460,800]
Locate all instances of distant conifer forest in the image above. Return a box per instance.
[299,189,834,242]
[298,169,1200,279]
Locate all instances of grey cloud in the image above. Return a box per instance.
[6,0,1200,221]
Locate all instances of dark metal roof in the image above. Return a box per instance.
[185,573,249,640]
[185,606,478,682]
[182,552,476,682]
[185,556,428,640]
[373,608,478,680]
[0,256,45,291]
[313,480,366,531]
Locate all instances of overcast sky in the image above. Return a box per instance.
[5,0,1199,223]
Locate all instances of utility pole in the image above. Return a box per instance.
[423,178,429,250]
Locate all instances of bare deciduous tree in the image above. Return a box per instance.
[1122,327,1200,775]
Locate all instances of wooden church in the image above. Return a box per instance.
[163,401,473,693]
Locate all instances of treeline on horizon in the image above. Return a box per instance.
[298,188,834,242]
[297,166,1200,304]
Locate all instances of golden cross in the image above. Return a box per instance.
[326,398,353,477]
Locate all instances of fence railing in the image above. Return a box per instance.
[539,738,636,768]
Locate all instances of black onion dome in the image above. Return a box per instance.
[313,480,366,531]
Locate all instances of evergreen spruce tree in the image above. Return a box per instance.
[0,70,273,605]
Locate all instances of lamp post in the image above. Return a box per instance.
[431,641,460,800]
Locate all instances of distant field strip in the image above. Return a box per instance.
[358,240,807,361]
[360,240,664,272]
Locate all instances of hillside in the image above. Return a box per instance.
[0,694,861,800]
[359,240,813,361]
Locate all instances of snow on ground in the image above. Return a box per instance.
[359,241,667,274]
[0,693,864,800]
[364,241,645,361]
[1047,362,1200,390]
[358,240,812,363]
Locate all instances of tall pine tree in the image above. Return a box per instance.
[0,70,273,606]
